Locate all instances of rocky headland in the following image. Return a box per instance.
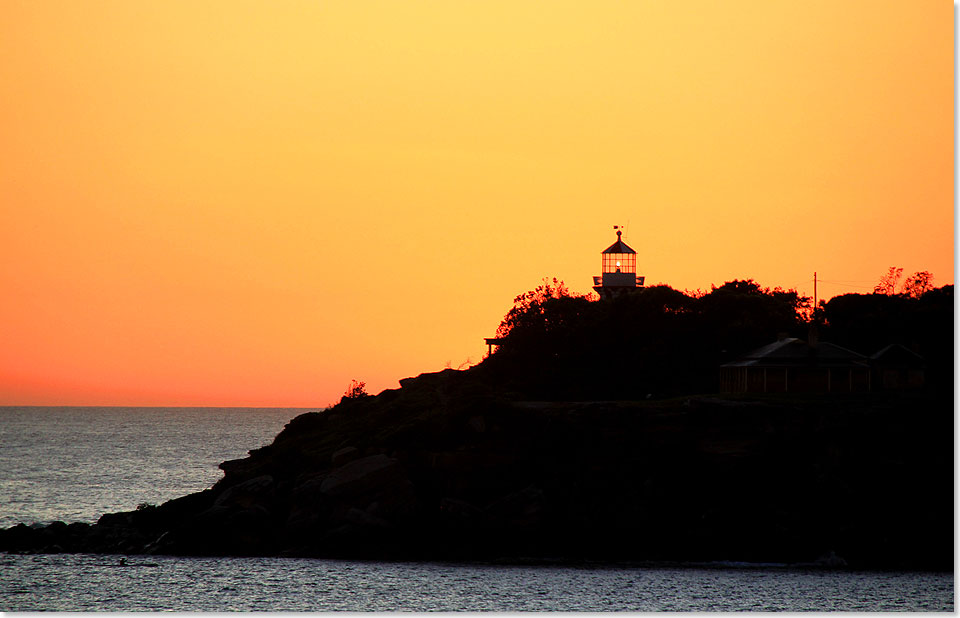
[0,366,952,570]
[2,282,953,569]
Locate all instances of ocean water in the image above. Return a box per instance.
[0,406,301,528]
[0,407,954,612]
[1,554,953,612]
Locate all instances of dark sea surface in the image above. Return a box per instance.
[1,553,954,612]
[0,406,301,528]
[0,406,953,612]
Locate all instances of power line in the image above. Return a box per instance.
[819,280,875,289]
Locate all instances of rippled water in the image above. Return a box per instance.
[0,406,302,527]
[0,553,953,612]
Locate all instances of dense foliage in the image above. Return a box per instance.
[481,279,952,400]
[820,285,953,392]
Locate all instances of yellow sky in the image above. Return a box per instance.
[0,1,952,405]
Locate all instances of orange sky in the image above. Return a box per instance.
[0,1,953,406]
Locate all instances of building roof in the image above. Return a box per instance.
[602,231,636,254]
[721,337,870,368]
[871,344,925,366]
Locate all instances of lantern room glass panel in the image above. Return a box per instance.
[602,253,636,274]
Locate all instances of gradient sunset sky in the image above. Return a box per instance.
[1,1,953,406]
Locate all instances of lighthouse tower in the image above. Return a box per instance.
[592,226,645,299]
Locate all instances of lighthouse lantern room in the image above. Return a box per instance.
[593,226,645,299]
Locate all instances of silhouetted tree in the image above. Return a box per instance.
[902,270,935,299]
[697,280,809,360]
[874,267,904,295]
[496,278,582,338]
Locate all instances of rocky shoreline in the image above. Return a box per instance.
[0,368,952,571]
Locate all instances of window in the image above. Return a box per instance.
[602,253,635,274]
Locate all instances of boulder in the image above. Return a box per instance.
[291,472,329,505]
[319,455,403,498]
[331,446,360,467]
[815,550,849,568]
[152,501,279,556]
[97,511,133,527]
[0,523,39,552]
[467,415,487,433]
[213,474,275,509]
[316,454,419,526]
[486,486,545,529]
[438,497,487,530]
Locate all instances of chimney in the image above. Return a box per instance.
[808,323,819,348]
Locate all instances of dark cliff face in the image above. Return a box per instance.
[1,366,952,570]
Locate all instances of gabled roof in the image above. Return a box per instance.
[721,337,869,368]
[871,344,925,366]
[602,232,636,254]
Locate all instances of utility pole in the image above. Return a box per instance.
[813,271,818,313]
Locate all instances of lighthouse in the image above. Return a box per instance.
[592,226,645,299]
